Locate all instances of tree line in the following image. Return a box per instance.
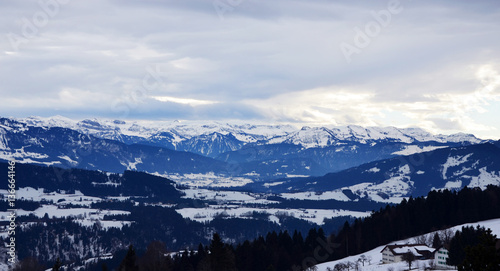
[111,185,500,270]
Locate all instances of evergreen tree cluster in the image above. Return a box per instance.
[111,230,332,271]
[448,226,500,270]
[0,162,183,202]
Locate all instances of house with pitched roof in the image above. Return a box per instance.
[381,244,436,264]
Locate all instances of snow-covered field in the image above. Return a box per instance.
[163,172,254,187]
[12,187,103,206]
[176,206,370,225]
[315,218,500,271]
[0,187,133,239]
[281,191,351,201]
[181,188,278,204]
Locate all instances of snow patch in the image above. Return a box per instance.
[280,190,351,201]
[165,172,253,188]
[127,157,143,170]
[263,181,285,188]
[444,180,462,189]
[468,167,500,189]
[366,167,380,173]
[442,153,473,180]
[392,145,447,156]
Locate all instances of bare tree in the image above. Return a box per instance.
[333,262,347,271]
[357,255,368,266]
[346,261,355,271]
[413,234,429,246]
[439,228,454,245]
[352,261,360,271]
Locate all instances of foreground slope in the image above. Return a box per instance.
[316,218,500,271]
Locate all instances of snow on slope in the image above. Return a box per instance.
[442,153,473,180]
[265,124,483,148]
[0,127,9,150]
[342,165,413,204]
[468,167,500,189]
[392,145,447,156]
[316,218,500,271]
[17,116,296,144]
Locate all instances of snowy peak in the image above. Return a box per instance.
[268,125,483,148]
[177,132,245,158]
[3,116,487,173]
[268,126,338,148]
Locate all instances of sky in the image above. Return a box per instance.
[1,0,500,139]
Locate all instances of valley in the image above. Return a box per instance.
[1,116,500,270]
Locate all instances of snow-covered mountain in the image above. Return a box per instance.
[15,116,483,154]
[267,125,481,148]
[0,117,228,175]
[1,116,486,178]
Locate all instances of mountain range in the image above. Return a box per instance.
[0,116,486,180]
[2,115,500,269]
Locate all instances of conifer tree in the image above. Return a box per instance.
[118,245,139,271]
[458,228,500,271]
[432,232,442,248]
[209,233,237,271]
[12,257,46,271]
[52,257,62,271]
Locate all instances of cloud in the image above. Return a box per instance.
[0,0,500,139]
[151,96,219,106]
[243,64,500,138]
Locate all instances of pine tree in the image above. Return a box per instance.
[138,240,170,271]
[432,232,442,248]
[448,225,500,269]
[52,257,62,271]
[209,233,237,271]
[458,229,500,271]
[118,245,139,271]
[12,257,46,271]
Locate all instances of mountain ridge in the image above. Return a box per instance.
[12,116,484,152]
[0,116,490,182]
[253,141,500,203]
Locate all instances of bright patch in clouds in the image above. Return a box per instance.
[248,65,500,138]
[247,88,380,126]
[152,96,219,106]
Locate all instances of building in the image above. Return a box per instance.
[434,246,454,269]
[381,244,435,264]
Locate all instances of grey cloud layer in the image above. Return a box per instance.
[1,0,499,137]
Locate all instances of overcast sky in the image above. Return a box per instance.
[1,0,500,139]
